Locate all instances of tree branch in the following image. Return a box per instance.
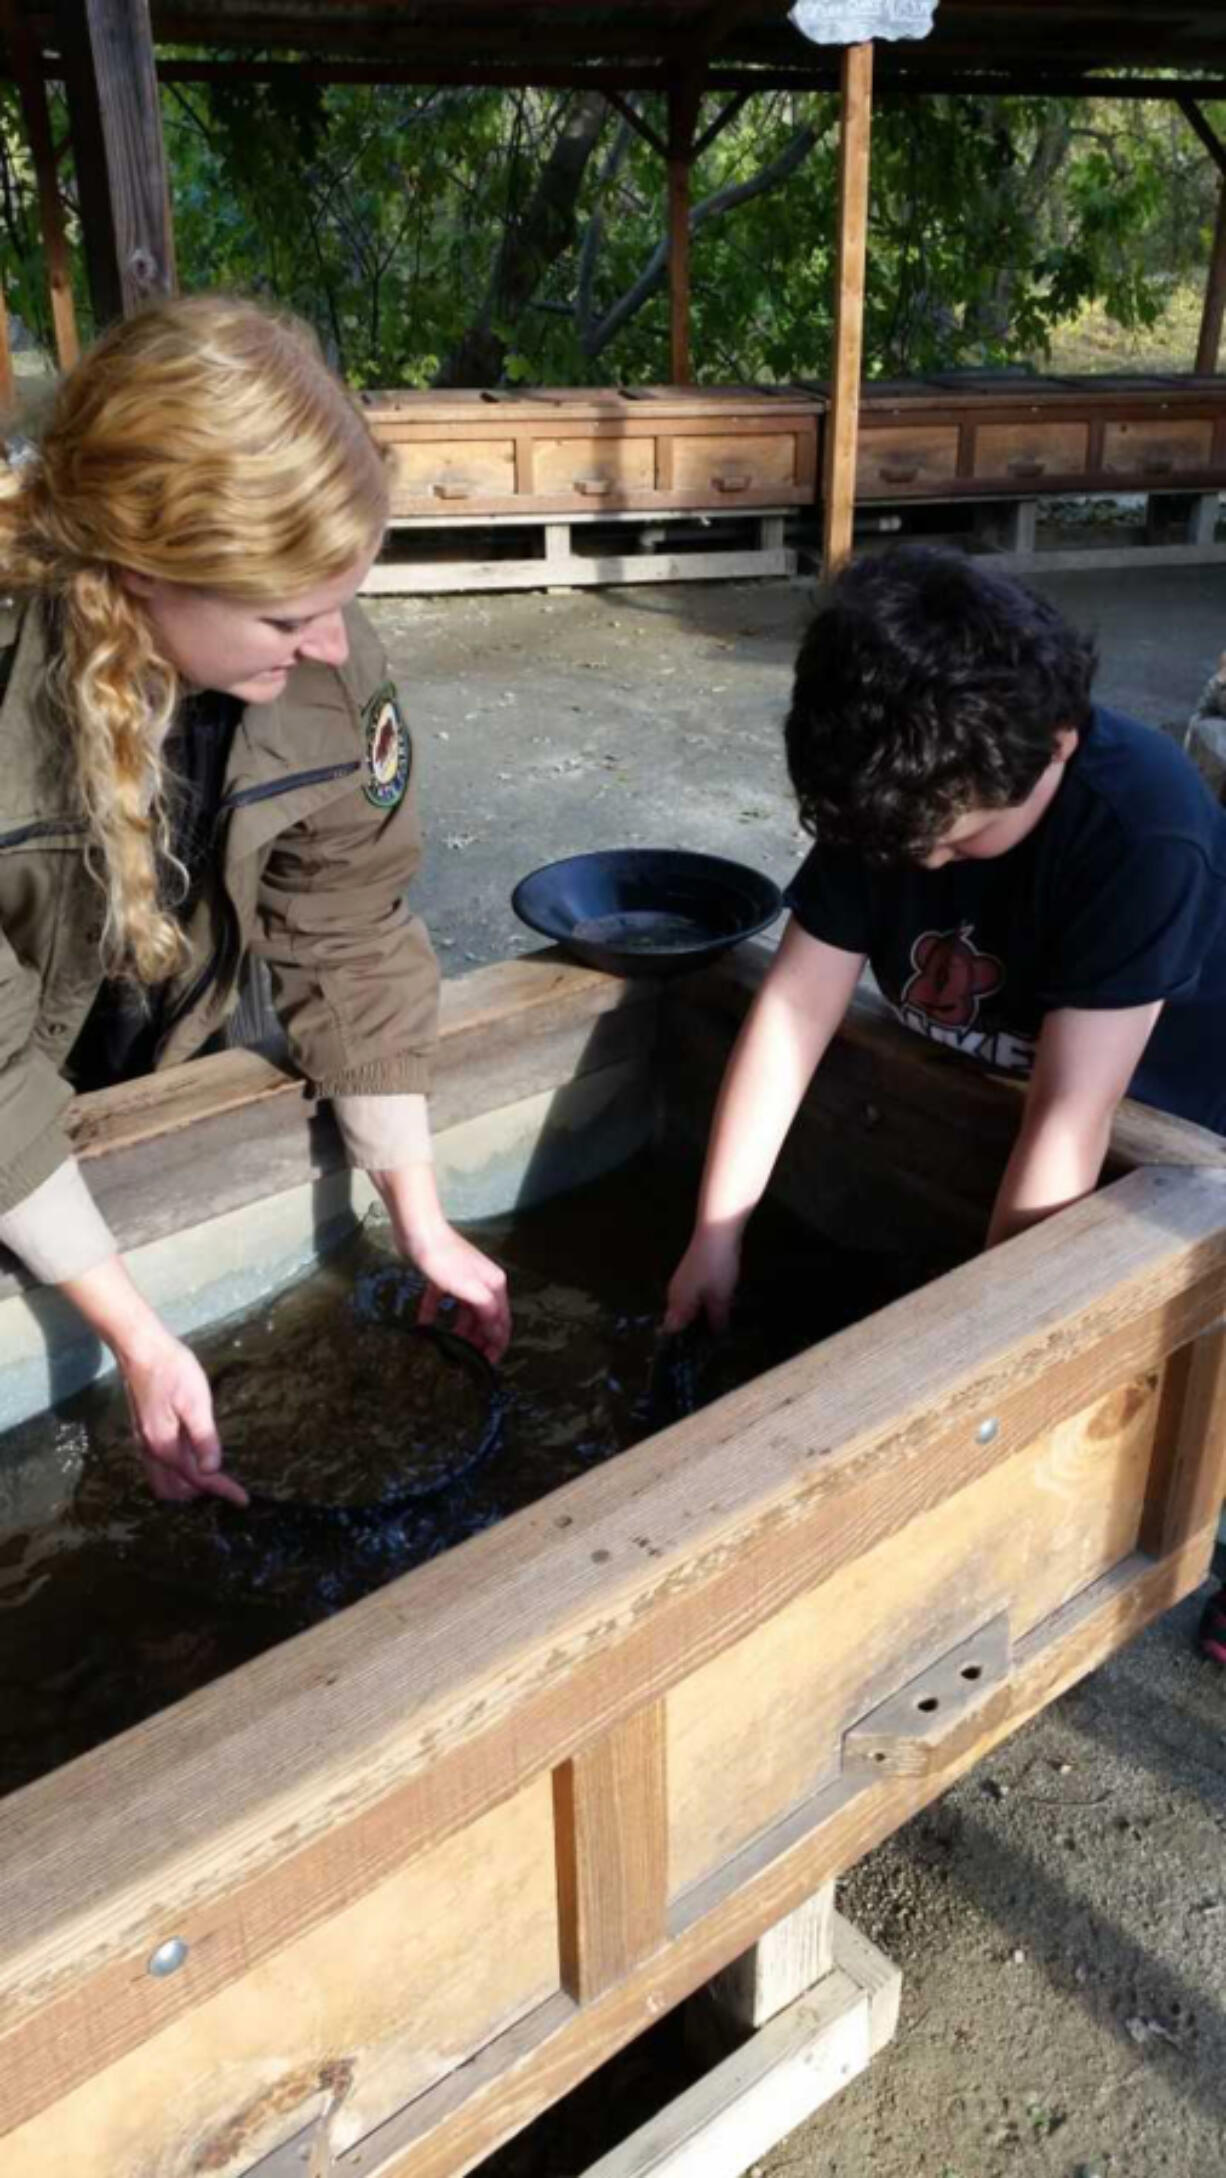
[582,119,824,362]
[575,108,636,340]
[435,87,611,385]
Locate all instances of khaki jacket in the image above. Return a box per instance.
[0,597,438,1217]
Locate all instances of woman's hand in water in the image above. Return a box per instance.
[120,1327,250,1505]
[412,1223,511,1364]
[60,1257,249,1505]
[370,1161,511,1364]
[664,1226,742,1337]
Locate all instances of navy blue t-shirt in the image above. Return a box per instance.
[784,705,1226,1134]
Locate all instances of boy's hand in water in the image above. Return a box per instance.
[664,1228,741,1336]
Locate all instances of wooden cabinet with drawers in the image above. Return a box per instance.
[1100,416,1215,480]
[362,385,821,520]
[856,423,959,495]
[853,372,1226,502]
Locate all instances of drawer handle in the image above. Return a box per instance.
[574,476,613,496]
[1140,455,1176,477]
[878,462,920,484]
[432,481,474,501]
[1008,458,1046,480]
[712,471,751,493]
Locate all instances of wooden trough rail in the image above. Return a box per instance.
[1,950,1225,2177]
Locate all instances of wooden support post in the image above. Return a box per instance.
[707,1883,836,2031]
[0,282,14,412]
[1142,1322,1226,1562]
[667,75,702,386]
[972,497,1038,555]
[0,0,80,368]
[54,0,176,326]
[1197,171,1226,374]
[554,1703,668,2004]
[609,1916,900,2178]
[822,40,874,578]
[1145,489,1221,547]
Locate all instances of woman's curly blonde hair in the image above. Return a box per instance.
[0,294,389,981]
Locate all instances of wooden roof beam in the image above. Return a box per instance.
[16,53,1225,103]
[603,89,668,161]
[1179,93,1226,180]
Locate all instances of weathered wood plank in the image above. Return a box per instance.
[555,1703,668,2002]
[362,541,794,595]
[0,957,659,1298]
[1,1776,561,2178]
[69,1048,299,1161]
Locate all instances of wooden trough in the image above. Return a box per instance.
[2,947,1226,2178]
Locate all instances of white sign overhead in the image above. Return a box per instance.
[789,0,938,42]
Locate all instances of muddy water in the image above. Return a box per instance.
[0,1159,930,1797]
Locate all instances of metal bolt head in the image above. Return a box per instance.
[975,1417,1000,1445]
[147,1936,189,1977]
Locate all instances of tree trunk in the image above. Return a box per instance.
[962,101,1073,348]
[435,90,610,386]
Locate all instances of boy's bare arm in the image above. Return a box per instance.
[665,920,865,1331]
[986,1001,1164,1248]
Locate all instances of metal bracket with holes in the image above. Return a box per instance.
[842,1614,1012,1779]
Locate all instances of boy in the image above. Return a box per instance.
[665,548,1226,1656]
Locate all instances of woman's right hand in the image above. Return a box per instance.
[663,1228,742,1337]
[119,1325,249,1506]
[62,1257,249,1506]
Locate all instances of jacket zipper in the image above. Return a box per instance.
[0,765,359,852]
[217,760,359,815]
[0,818,88,850]
[158,758,362,1043]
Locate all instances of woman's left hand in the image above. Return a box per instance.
[412,1221,511,1363]
[370,1159,511,1362]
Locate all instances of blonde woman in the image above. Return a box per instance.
[0,294,509,1507]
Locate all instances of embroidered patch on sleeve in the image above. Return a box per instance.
[362,683,412,810]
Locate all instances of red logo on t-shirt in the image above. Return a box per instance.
[902,924,1004,1029]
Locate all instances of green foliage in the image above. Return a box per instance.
[3,66,1221,389]
[0,80,93,361]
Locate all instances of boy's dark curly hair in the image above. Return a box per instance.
[784,547,1098,864]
